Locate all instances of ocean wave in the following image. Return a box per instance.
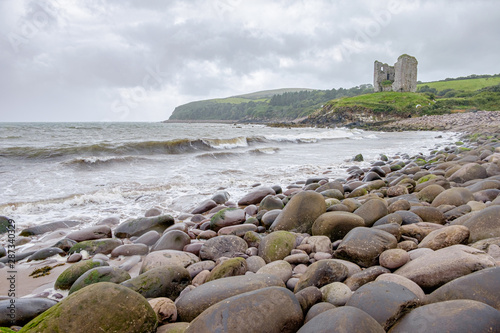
[195,151,244,159]
[249,147,280,155]
[263,128,356,143]
[201,136,248,149]
[62,155,150,166]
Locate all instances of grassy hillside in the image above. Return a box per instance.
[418,76,500,92]
[168,85,373,121]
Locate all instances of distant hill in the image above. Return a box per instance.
[166,73,500,123]
[167,85,374,122]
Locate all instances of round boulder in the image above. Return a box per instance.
[297,307,385,333]
[199,235,248,261]
[312,211,365,242]
[185,287,303,333]
[418,225,470,250]
[69,266,131,294]
[271,191,326,234]
[388,300,500,333]
[151,230,191,252]
[20,283,157,333]
[334,227,398,268]
[431,187,474,208]
[258,230,296,263]
[54,259,109,290]
[354,199,388,227]
[294,259,348,292]
[462,205,500,243]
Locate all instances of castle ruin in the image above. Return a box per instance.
[374,54,418,93]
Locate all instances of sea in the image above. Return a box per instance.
[0,122,459,231]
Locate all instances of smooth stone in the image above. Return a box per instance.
[393,211,423,225]
[330,259,362,277]
[118,255,142,271]
[121,265,191,300]
[344,266,391,291]
[246,256,266,273]
[316,181,344,194]
[152,230,191,252]
[197,230,217,240]
[199,235,248,261]
[388,300,500,333]
[54,259,109,290]
[462,205,500,243]
[19,220,81,236]
[431,187,474,207]
[69,266,131,294]
[209,208,246,231]
[334,227,398,267]
[205,257,247,282]
[66,225,112,242]
[19,283,157,333]
[354,199,388,227]
[186,260,216,278]
[416,184,445,203]
[184,286,303,333]
[408,248,434,260]
[400,223,442,242]
[111,243,149,257]
[297,307,385,333]
[375,273,425,300]
[68,238,122,255]
[217,224,257,237]
[260,209,282,228]
[284,253,310,265]
[304,302,336,324]
[238,186,276,206]
[397,240,417,251]
[27,247,65,261]
[295,286,323,314]
[0,298,57,327]
[258,230,296,263]
[66,253,82,263]
[191,199,217,215]
[133,230,161,246]
[448,163,488,183]
[302,236,333,254]
[149,297,177,324]
[192,270,211,286]
[140,250,200,273]
[271,191,326,234]
[320,282,353,306]
[394,244,496,291]
[259,195,285,211]
[312,211,365,242]
[379,249,410,269]
[346,281,420,330]
[176,274,285,322]
[294,259,348,292]
[388,199,411,213]
[426,267,500,310]
[418,225,469,250]
[256,260,293,283]
[114,215,175,238]
[211,190,230,204]
[373,223,401,241]
[314,252,332,260]
[409,206,446,224]
[52,238,77,252]
[373,213,403,226]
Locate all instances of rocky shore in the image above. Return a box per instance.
[2,111,500,332]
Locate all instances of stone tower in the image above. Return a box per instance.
[374,54,418,93]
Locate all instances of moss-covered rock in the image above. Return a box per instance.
[205,257,247,282]
[69,266,131,294]
[121,265,191,300]
[258,231,296,263]
[54,259,109,290]
[68,238,122,255]
[19,283,157,333]
[209,208,246,231]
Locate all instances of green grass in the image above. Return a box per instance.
[213,97,269,104]
[418,77,500,92]
[326,92,432,114]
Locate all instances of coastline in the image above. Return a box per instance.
[2,111,500,331]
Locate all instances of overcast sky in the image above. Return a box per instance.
[1,0,499,122]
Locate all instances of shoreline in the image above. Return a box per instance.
[1,113,500,331]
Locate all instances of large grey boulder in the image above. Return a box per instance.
[114,215,175,238]
[176,274,285,322]
[394,244,496,290]
[140,250,200,273]
[184,287,303,333]
[312,211,365,242]
[297,307,385,333]
[271,191,326,234]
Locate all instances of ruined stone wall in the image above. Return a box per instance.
[393,54,418,92]
[373,61,395,92]
[373,54,417,93]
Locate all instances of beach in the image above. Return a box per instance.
[1,111,500,332]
